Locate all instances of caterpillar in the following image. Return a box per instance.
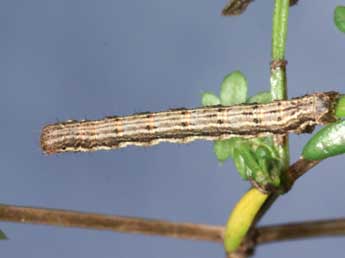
[40,92,340,155]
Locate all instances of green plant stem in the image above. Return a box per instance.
[246,3,292,252]
[239,6,292,251]
[272,0,289,61]
[270,0,290,178]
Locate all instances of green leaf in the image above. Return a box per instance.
[302,120,345,160]
[247,91,272,104]
[233,146,260,180]
[213,138,242,162]
[232,148,249,179]
[334,6,345,33]
[224,188,268,253]
[214,141,232,162]
[201,92,220,106]
[255,146,271,159]
[0,230,8,240]
[335,95,345,118]
[220,71,248,105]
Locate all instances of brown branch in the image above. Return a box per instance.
[0,204,344,246]
[0,200,344,258]
[285,158,320,190]
[0,204,224,243]
[257,218,345,244]
[231,218,345,257]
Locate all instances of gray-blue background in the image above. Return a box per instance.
[1,0,344,257]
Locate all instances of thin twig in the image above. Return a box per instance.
[0,204,344,246]
[0,204,223,243]
[257,218,345,244]
[286,158,320,189]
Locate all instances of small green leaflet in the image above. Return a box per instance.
[247,91,272,104]
[220,71,248,105]
[0,230,8,240]
[213,138,240,162]
[201,92,220,106]
[334,6,345,33]
[335,96,345,118]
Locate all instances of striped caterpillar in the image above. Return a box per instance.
[40,92,340,154]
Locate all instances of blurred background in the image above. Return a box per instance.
[1,0,344,257]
